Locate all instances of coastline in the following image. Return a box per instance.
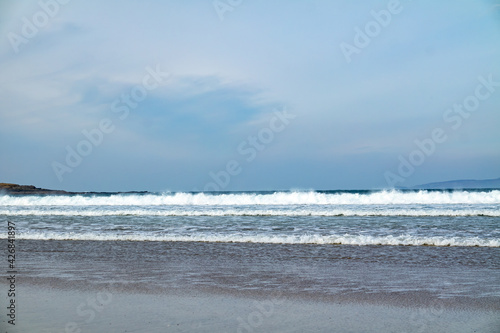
[0,183,147,196]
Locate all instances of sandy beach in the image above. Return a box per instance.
[2,239,499,332]
[2,283,499,333]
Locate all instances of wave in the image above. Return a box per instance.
[1,190,499,206]
[1,208,499,217]
[4,231,499,247]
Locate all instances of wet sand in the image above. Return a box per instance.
[1,240,499,332]
[1,284,499,333]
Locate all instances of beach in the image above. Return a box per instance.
[6,284,500,333]
[2,239,499,332]
[3,0,499,331]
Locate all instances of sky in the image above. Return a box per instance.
[0,0,499,192]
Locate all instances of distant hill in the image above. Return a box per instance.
[0,183,73,195]
[410,177,500,190]
[0,183,147,195]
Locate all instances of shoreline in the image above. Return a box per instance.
[9,240,500,310]
[2,239,499,331]
[5,276,500,312]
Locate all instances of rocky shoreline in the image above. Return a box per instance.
[0,183,147,196]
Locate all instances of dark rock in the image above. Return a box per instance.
[0,183,149,196]
[0,183,74,195]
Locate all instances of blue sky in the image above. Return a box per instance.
[1,0,499,192]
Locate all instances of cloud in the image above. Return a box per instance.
[1,0,499,190]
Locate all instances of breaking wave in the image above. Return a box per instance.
[1,190,499,206]
[6,231,499,247]
[1,208,499,217]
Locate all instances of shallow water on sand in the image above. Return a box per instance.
[16,240,500,309]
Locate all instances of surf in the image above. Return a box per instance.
[1,189,499,206]
[9,231,500,247]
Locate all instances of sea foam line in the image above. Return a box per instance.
[3,232,499,247]
[1,208,499,217]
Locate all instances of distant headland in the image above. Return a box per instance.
[0,183,73,195]
[403,177,500,190]
[0,183,147,196]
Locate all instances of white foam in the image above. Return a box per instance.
[1,208,499,217]
[5,231,499,247]
[1,190,499,206]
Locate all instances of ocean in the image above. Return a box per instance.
[2,189,499,246]
[1,189,500,306]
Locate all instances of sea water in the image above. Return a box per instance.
[1,189,499,246]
